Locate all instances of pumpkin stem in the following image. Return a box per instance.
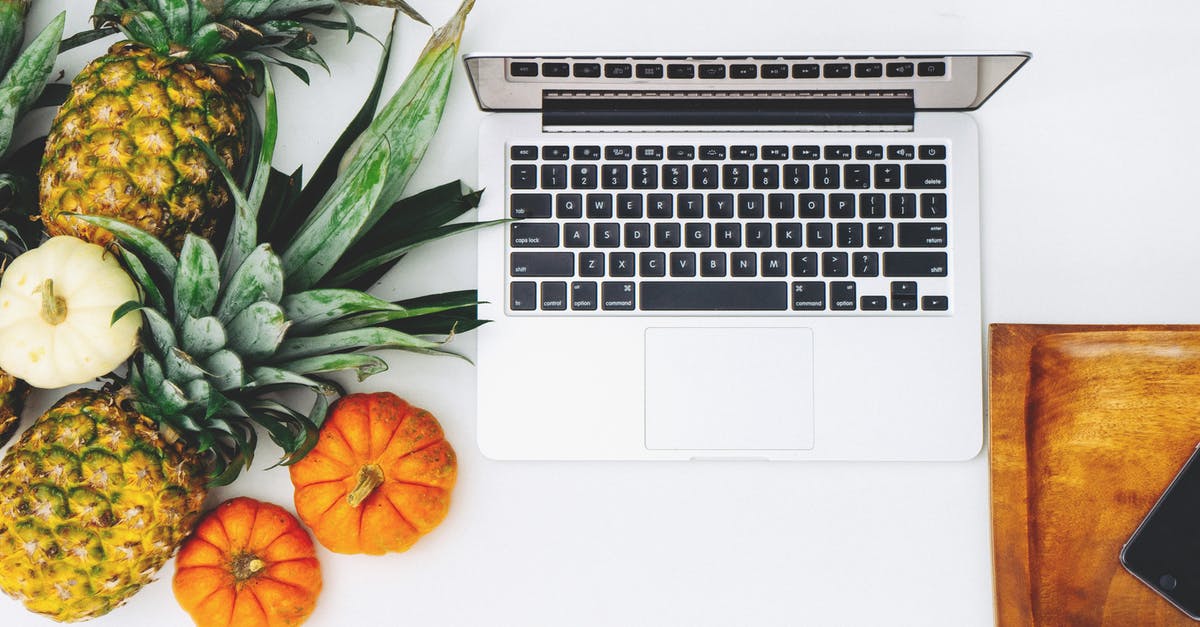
[230,553,267,582]
[37,279,68,325]
[347,463,384,508]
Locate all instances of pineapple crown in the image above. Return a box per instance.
[76,1,488,485]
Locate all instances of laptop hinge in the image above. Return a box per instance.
[541,90,915,132]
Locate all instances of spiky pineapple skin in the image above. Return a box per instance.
[39,43,248,251]
[0,388,207,622]
[0,369,23,447]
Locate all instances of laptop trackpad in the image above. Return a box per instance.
[644,328,815,451]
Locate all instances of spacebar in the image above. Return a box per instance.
[640,281,788,311]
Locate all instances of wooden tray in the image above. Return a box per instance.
[990,324,1200,626]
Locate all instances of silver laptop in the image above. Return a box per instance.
[465,53,1028,461]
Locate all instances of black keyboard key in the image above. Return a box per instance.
[604,63,633,79]
[891,281,918,297]
[861,295,887,310]
[768,193,795,218]
[905,164,947,189]
[807,222,833,248]
[853,252,879,277]
[844,164,870,189]
[511,145,537,160]
[640,252,666,277]
[510,164,536,189]
[594,222,620,247]
[837,222,864,248]
[648,194,673,218]
[732,145,758,160]
[636,64,664,79]
[791,252,817,277]
[511,252,573,277]
[761,252,788,276]
[830,281,857,310]
[793,145,821,160]
[573,62,601,78]
[642,281,788,311]
[824,63,851,78]
[731,64,757,79]
[822,252,848,277]
[776,223,803,248]
[542,62,569,77]
[868,223,894,247]
[814,164,839,189]
[606,145,633,160]
[632,164,658,189]
[574,145,601,160]
[918,145,947,160]
[799,193,825,218]
[586,193,613,218]
[855,62,883,78]
[693,164,719,189]
[609,252,635,277]
[699,145,726,160]
[571,281,598,311]
[763,145,789,160]
[890,193,917,218]
[541,281,567,310]
[668,145,695,160]
[670,252,696,277]
[510,193,551,218]
[541,164,567,189]
[731,252,757,277]
[616,193,643,218]
[874,164,901,189]
[886,62,914,77]
[887,145,915,160]
[699,64,726,79]
[860,193,886,218]
[922,295,949,311]
[917,61,946,77]
[892,296,918,311]
[737,193,764,218]
[746,223,772,248]
[921,193,947,218]
[511,223,559,248]
[556,193,582,218]
[602,164,629,189]
[637,145,664,160]
[793,63,820,78]
[624,222,651,248]
[856,145,884,160]
[655,223,682,248]
[825,145,852,160]
[685,222,711,247]
[792,281,826,310]
[667,64,695,79]
[678,193,705,218]
[784,164,810,189]
[700,252,726,277]
[829,193,855,219]
[753,164,780,189]
[899,222,948,248]
[563,222,589,247]
[510,62,538,77]
[762,64,789,78]
[571,164,597,189]
[510,281,536,310]
[579,252,605,277]
[722,164,749,189]
[662,164,689,189]
[602,281,636,310]
[715,222,742,247]
[883,252,948,277]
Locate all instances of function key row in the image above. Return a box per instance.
[510,60,947,80]
[509,163,947,191]
[511,144,946,161]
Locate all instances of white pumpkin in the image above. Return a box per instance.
[0,236,142,389]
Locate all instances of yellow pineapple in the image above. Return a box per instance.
[0,370,23,447]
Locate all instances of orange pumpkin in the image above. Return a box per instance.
[173,497,322,627]
[289,392,457,555]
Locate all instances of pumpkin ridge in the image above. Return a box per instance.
[184,575,231,614]
[251,569,315,594]
[375,408,433,461]
[368,395,412,459]
[179,537,229,566]
[376,486,420,534]
[241,585,271,626]
[383,437,449,474]
[320,419,363,462]
[255,528,314,558]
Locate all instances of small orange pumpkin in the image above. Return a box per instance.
[289,392,457,555]
[173,497,322,627]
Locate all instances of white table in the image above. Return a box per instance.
[7,1,1200,625]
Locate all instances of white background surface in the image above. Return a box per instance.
[6,1,1200,625]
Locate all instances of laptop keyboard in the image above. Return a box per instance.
[506,140,952,314]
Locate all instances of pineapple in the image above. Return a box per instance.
[0,2,483,621]
[38,0,360,251]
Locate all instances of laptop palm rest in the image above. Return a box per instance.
[644,328,815,451]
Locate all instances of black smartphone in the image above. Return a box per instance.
[1122,444,1200,620]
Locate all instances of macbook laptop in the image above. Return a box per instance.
[464,52,1029,461]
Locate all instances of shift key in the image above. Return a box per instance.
[883,252,947,277]
[511,252,574,276]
